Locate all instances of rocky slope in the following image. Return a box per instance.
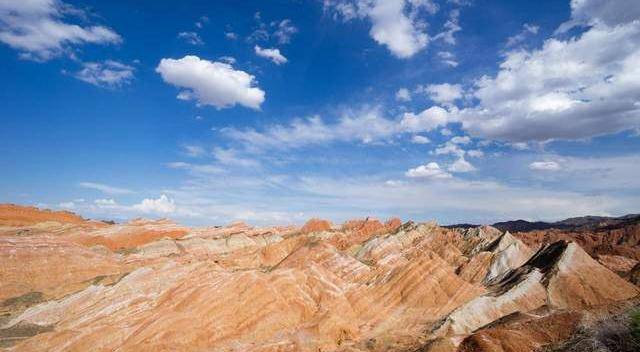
[0,204,638,351]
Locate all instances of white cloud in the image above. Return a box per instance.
[433,9,461,45]
[132,194,176,214]
[178,31,204,45]
[421,83,463,104]
[73,60,134,88]
[437,51,458,67]
[156,55,265,110]
[505,23,539,47]
[531,154,640,191]
[247,13,297,46]
[510,142,530,150]
[79,182,134,195]
[448,157,475,172]
[395,87,411,101]
[218,56,236,64]
[452,3,640,142]
[102,153,640,225]
[411,135,430,144]
[434,141,465,157]
[433,136,473,157]
[561,0,640,29]
[0,0,121,60]
[400,106,452,133]
[467,149,484,158]
[225,32,238,40]
[94,198,117,207]
[195,15,209,29]
[368,0,429,58]
[273,19,298,44]
[529,161,561,171]
[166,162,225,175]
[254,45,288,65]
[384,179,405,186]
[325,0,433,58]
[224,107,400,150]
[223,105,456,151]
[405,162,452,179]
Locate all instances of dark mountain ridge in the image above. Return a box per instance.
[446,213,640,233]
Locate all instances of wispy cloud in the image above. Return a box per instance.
[72,60,134,88]
[79,182,134,195]
[0,0,121,61]
[177,31,204,45]
[254,45,288,65]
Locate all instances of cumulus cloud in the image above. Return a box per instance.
[254,45,288,65]
[367,0,429,58]
[529,161,561,171]
[400,106,452,133]
[420,83,463,104]
[433,136,473,157]
[79,182,134,195]
[559,0,640,30]
[156,55,265,110]
[451,1,640,142]
[73,60,134,88]
[448,157,475,172]
[0,0,121,60]
[132,194,176,214]
[324,0,435,58]
[405,162,452,179]
[434,141,465,157]
[395,87,411,101]
[178,31,204,45]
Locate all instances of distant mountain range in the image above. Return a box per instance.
[447,213,640,232]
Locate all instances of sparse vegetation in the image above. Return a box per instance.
[631,309,640,344]
[548,308,640,352]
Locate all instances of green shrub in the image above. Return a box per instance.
[631,309,640,343]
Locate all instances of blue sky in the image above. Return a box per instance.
[1,0,639,225]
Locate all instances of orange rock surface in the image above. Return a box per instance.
[1,204,639,351]
[0,204,87,226]
[299,218,333,234]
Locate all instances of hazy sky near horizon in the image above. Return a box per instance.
[1,0,640,226]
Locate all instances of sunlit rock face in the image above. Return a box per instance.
[0,204,639,351]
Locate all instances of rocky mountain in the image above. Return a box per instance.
[486,213,640,233]
[1,204,639,351]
